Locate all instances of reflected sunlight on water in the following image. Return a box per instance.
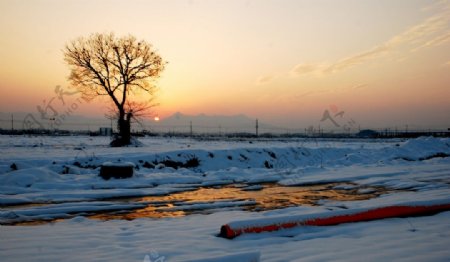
[88,183,390,221]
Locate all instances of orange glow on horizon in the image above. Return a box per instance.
[0,0,449,129]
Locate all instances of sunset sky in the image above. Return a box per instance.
[0,0,449,130]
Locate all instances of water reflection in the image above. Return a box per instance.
[89,183,389,221]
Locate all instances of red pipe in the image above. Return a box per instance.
[220,203,450,239]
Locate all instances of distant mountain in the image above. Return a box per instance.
[154,112,275,133]
[1,111,277,134]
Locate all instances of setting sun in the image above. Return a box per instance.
[0,0,449,131]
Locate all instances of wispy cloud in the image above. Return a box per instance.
[324,7,449,74]
[289,63,332,78]
[412,31,450,52]
[255,74,277,85]
[259,1,450,84]
[322,45,389,74]
[290,63,321,75]
[386,14,448,47]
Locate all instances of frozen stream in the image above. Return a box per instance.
[2,181,397,225]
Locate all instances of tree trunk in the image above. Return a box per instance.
[111,109,131,146]
[123,112,132,144]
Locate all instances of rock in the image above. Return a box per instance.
[99,162,134,180]
[10,163,18,171]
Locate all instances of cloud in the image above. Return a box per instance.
[257,1,450,84]
[425,31,450,46]
[412,31,450,52]
[324,8,449,74]
[289,63,337,78]
[255,74,277,85]
[290,63,321,75]
[323,45,389,74]
[386,15,448,47]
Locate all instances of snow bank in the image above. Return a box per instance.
[0,167,59,187]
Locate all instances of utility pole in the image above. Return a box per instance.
[11,114,14,131]
[190,121,193,137]
[255,119,259,137]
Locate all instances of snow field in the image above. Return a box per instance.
[0,135,449,261]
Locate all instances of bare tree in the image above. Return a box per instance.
[64,33,165,146]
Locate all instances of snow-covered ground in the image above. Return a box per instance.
[0,135,449,261]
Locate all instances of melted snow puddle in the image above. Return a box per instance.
[4,183,397,225]
[87,183,391,221]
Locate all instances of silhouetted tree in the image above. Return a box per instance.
[64,33,165,146]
